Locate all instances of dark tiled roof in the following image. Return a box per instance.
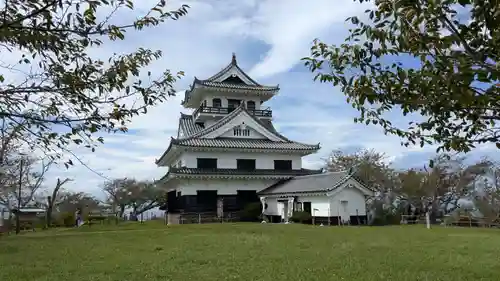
[205,53,261,85]
[183,105,296,143]
[182,54,279,105]
[178,109,283,141]
[179,113,203,137]
[183,79,279,105]
[173,138,320,151]
[169,168,323,176]
[259,171,349,195]
[258,170,376,195]
[196,79,279,91]
[156,107,320,165]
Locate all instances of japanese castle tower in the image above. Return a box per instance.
[156,54,321,223]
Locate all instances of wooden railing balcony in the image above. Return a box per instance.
[193,106,272,118]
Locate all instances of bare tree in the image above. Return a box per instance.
[102,178,164,219]
[44,177,72,227]
[55,191,102,214]
[472,160,500,226]
[0,153,53,211]
[126,180,165,218]
[102,177,137,217]
[398,154,492,222]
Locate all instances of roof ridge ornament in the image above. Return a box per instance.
[231,52,237,65]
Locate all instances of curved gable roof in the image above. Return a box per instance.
[204,53,260,86]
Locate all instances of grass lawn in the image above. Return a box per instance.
[1,222,499,281]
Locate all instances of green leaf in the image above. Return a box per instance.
[302,0,500,154]
[457,0,471,6]
[0,0,189,158]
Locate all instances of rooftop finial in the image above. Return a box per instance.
[231,52,237,65]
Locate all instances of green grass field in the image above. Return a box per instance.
[1,222,499,281]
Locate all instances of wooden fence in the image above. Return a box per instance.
[178,211,242,224]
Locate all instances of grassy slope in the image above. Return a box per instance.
[1,222,499,281]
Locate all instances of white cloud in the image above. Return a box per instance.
[203,0,371,78]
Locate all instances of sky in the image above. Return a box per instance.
[30,0,497,198]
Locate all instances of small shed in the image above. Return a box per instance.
[258,171,375,225]
[12,208,46,230]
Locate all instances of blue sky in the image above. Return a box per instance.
[40,0,497,197]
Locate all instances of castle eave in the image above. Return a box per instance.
[172,138,320,153]
[182,82,278,108]
[156,140,181,167]
[160,168,323,181]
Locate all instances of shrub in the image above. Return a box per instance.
[370,208,401,226]
[49,215,66,227]
[290,211,312,224]
[240,202,262,222]
[61,212,76,227]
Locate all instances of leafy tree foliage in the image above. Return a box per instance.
[326,147,500,224]
[304,0,499,153]
[0,0,189,163]
[326,148,396,192]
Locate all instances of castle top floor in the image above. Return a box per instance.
[181,53,280,110]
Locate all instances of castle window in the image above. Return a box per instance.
[197,158,217,169]
[237,159,256,170]
[246,101,256,111]
[274,160,292,170]
[212,98,221,108]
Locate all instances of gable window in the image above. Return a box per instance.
[237,159,256,170]
[274,160,292,170]
[246,101,256,111]
[197,158,217,169]
[212,98,221,108]
[222,75,245,84]
[233,127,250,136]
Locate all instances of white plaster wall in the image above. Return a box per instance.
[264,197,278,215]
[178,179,276,195]
[296,196,331,217]
[180,151,302,169]
[173,158,185,168]
[329,187,368,216]
[263,196,331,217]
